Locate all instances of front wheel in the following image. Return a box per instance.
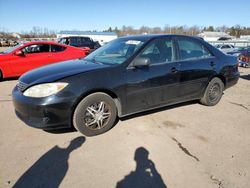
[200,77,224,106]
[73,92,117,136]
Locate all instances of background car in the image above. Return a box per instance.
[227,46,250,62]
[58,36,101,52]
[215,44,235,53]
[12,35,239,136]
[238,60,249,68]
[0,41,90,80]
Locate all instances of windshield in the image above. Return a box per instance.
[84,38,147,64]
[1,43,24,54]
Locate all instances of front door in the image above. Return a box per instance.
[125,37,181,115]
[10,43,52,75]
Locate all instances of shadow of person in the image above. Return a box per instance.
[116,147,167,188]
[13,136,85,188]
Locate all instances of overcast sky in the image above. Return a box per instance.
[0,0,249,32]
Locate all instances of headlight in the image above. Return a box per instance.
[23,82,68,98]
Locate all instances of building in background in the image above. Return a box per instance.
[197,31,234,41]
[57,31,117,45]
[11,32,21,39]
[240,35,250,42]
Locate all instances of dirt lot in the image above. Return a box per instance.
[0,48,250,187]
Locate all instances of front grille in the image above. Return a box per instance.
[17,81,28,92]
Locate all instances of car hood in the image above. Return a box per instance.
[19,59,110,85]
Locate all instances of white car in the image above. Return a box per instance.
[216,44,235,53]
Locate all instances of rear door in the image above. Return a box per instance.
[125,37,181,114]
[176,37,217,100]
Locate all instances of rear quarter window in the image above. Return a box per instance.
[51,45,66,52]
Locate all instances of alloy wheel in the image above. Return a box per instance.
[84,101,111,130]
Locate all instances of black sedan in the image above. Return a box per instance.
[12,35,239,136]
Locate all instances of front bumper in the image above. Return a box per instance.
[12,86,75,130]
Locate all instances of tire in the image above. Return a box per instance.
[73,92,117,136]
[0,70,2,81]
[200,77,224,106]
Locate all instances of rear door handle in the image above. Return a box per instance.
[171,67,178,73]
[210,61,215,67]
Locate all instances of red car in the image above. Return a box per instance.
[0,41,90,80]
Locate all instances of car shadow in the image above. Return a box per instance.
[1,77,19,82]
[13,136,85,188]
[121,100,197,121]
[240,74,250,81]
[44,127,77,134]
[116,147,167,188]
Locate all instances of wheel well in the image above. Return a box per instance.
[0,69,3,79]
[214,75,226,88]
[70,89,122,127]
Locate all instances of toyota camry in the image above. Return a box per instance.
[12,35,239,136]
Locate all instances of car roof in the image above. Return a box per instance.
[119,34,202,41]
[60,36,90,38]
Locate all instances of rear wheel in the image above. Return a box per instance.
[200,77,224,106]
[0,70,3,81]
[73,92,117,136]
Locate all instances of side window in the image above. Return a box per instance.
[70,37,79,47]
[69,37,92,47]
[221,45,232,49]
[81,38,91,46]
[22,44,50,54]
[138,38,174,65]
[178,39,212,60]
[51,45,66,52]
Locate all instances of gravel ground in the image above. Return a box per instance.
[0,46,250,187]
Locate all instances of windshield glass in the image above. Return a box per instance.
[1,43,24,54]
[84,38,147,64]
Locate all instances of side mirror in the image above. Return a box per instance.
[14,50,24,56]
[132,57,150,68]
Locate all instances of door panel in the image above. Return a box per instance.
[10,44,53,75]
[125,62,181,114]
[10,52,52,75]
[178,57,216,99]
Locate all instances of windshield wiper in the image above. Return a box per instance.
[86,57,104,65]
